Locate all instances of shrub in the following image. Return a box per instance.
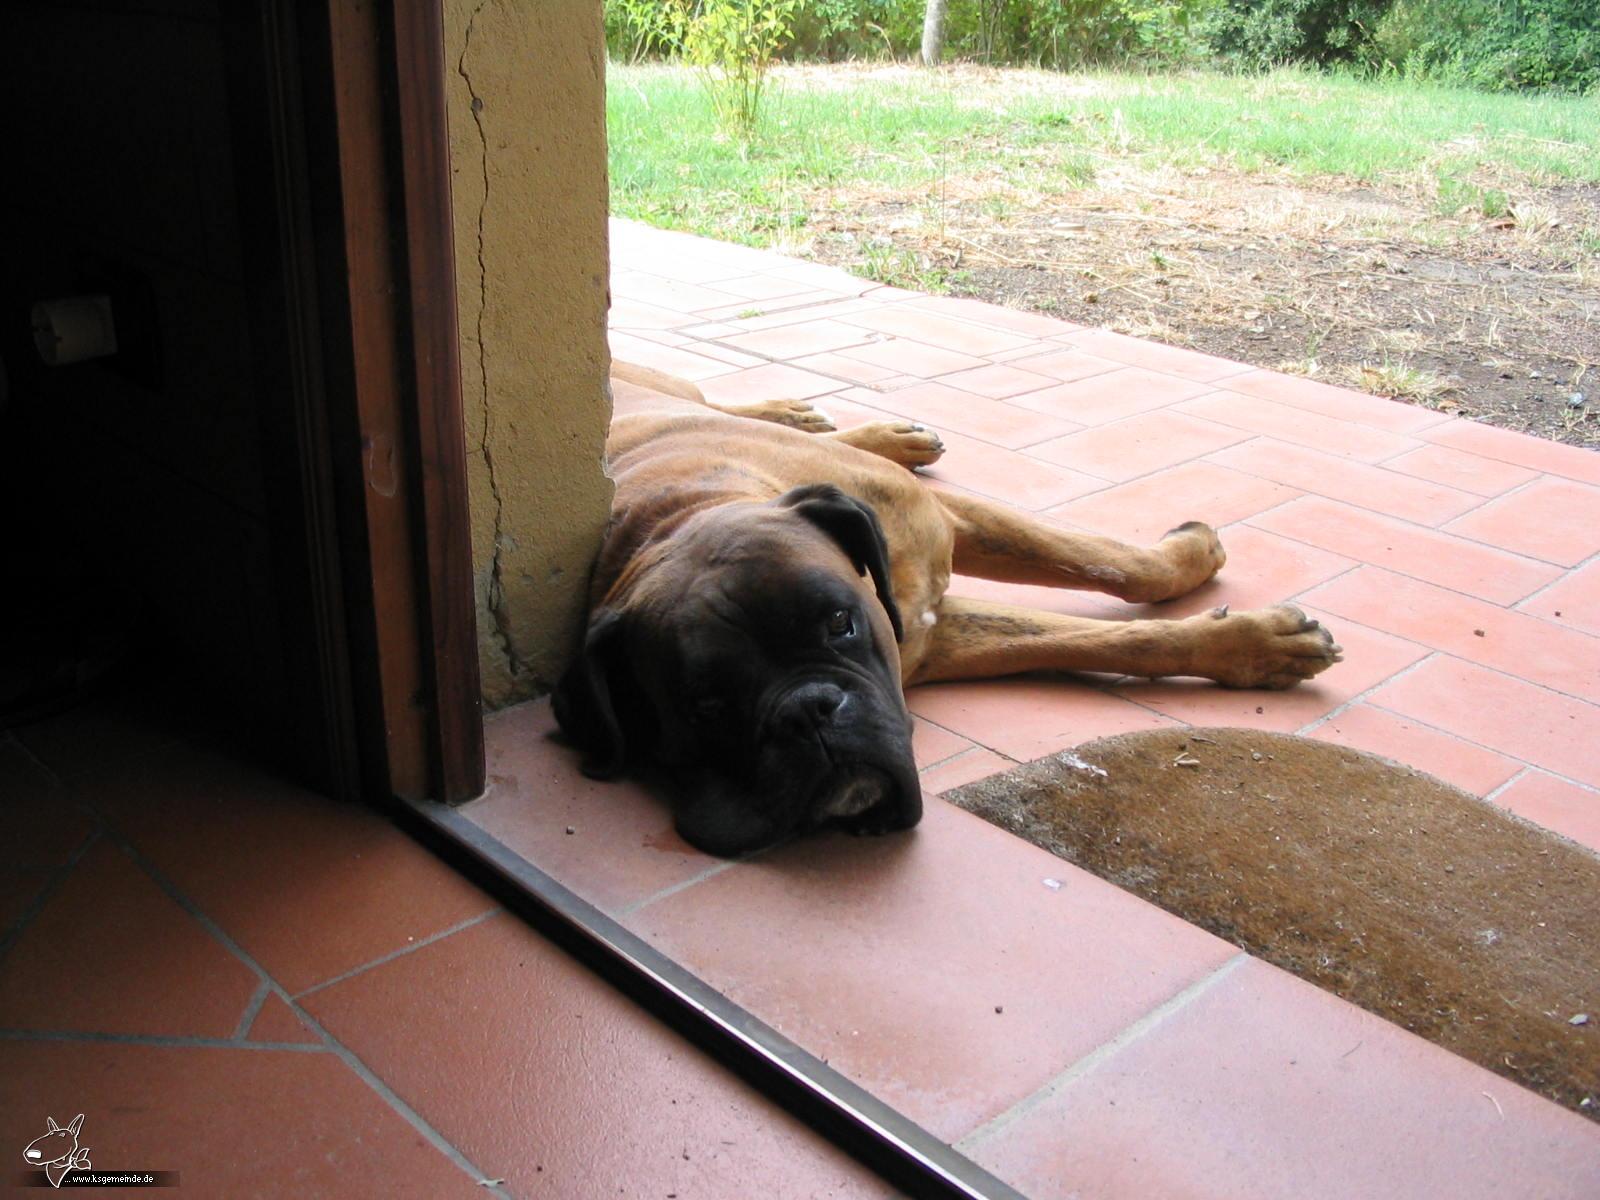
[1201,0,1393,69]
[683,0,804,137]
[1376,1,1600,93]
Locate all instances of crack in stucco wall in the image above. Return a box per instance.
[455,0,524,686]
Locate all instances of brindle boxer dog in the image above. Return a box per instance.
[554,362,1342,856]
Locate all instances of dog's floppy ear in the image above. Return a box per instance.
[776,483,904,642]
[552,608,629,779]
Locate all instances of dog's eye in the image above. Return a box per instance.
[826,608,854,638]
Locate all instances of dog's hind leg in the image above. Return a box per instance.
[908,597,1341,689]
[611,361,837,431]
[935,490,1225,604]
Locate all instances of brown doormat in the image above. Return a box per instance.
[945,727,1600,1121]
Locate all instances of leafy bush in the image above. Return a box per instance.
[1375,1,1599,93]
[684,0,803,136]
[1201,0,1394,69]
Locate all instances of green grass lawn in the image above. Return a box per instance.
[607,62,1600,246]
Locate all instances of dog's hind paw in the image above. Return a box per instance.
[714,398,837,432]
[1193,604,1343,690]
[833,420,946,469]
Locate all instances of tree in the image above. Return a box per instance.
[921,0,948,65]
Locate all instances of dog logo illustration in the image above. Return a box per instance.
[22,1115,91,1189]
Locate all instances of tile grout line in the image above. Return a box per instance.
[232,979,272,1041]
[1363,692,1600,794]
[1294,650,1444,737]
[1515,544,1600,609]
[614,858,742,919]
[954,952,1251,1153]
[0,1027,327,1053]
[94,827,515,1200]
[0,829,102,968]
[1200,440,1491,527]
[1410,423,1600,487]
[1482,767,1534,805]
[1292,557,1600,644]
[1236,509,1566,611]
[291,907,502,1001]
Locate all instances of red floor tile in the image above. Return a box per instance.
[1308,704,1522,797]
[1303,566,1600,701]
[0,1040,487,1198]
[966,957,1600,1200]
[718,318,876,359]
[848,382,1080,450]
[934,362,1062,398]
[469,701,722,915]
[1216,368,1451,434]
[843,306,1038,357]
[902,294,1082,339]
[1000,347,1123,385]
[1028,410,1249,482]
[1423,419,1600,486]
[1384,443,1541,497]
[1370,657,1600,788]
[696,362,845,404]
[1493,772,1600,855]
[789,350,905,385]
[0,839,259,1038]
[609,332,744,380]
[304,913,893,1198]
[1209,436,1482,526]
[908,678,1178,761]
[910,716,973,769]
[919,746,1014,794]
[1062,329,1259,383]
[1444,477,1600,567]
[920,438,1107,511]
[1109,610,1428,734]
[246,993,321,1045]
[1178,390,1421,462]
[611,270,745,315]
[611,297,703,331]
[1,742,94,868]
[1048,461,1300,544]
[1005,366,1214,426]
[838,335,990,377]
[625,800,1236,1142]
[713,272,826,302]
[1248,494,1562,605]
[0,867,52,930]
[1518,558,1600,637]
[84,745,494,997]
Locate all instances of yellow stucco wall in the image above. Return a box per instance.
[445,0,614,707]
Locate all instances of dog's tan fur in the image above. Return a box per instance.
[603,362,1342,691]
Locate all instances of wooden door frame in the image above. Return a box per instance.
[250,0,483,805]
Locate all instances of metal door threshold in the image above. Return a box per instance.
[393,796,1027,1200]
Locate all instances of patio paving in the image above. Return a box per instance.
[3,218,1596,1198]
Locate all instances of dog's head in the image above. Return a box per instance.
[554,483,922,856]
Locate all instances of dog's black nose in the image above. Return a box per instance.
[778,681,847,734]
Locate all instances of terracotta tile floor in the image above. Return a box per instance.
[4,219,1597,1197]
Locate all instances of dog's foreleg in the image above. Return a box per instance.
[908,597,1340,690]
[936,491,1225,604]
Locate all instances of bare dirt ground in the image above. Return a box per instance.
[949,727,1600,1121]
[807,165,1600,448]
